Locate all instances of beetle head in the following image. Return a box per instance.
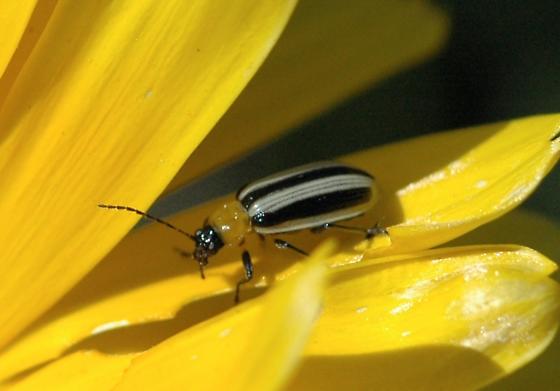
[192,225,224,278]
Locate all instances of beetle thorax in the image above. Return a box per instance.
[207,201,251,246]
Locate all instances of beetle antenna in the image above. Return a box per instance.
[98,204,197,241]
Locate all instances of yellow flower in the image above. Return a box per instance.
[0,1,558,390]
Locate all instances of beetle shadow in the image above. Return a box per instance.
[2,288,266,385]
[60,288,265,355]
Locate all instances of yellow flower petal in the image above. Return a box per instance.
[4,244,329,389]
[4,352,134,391]
[3,118,559,379]
[0,0,36,77]
[288,246,560,390]
[0,240,331,385]
[112,242,329,391]
[346,114,560,256]
[454,210,560,390]
[0,0,296,348]
[166,0,449,190]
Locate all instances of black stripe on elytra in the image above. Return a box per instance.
[251,187,371,228]
[237,165,372,210]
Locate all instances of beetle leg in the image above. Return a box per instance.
[198,263,206,279]
[309,225,328,234]
[174,247,207,279]
[274,239,309,256]
[312,222,388,239]
[235,251,254,303]
[365,223,389,239]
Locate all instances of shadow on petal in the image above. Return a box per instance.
[3,288,265,384]
[62,288,265,356]
[288,345,504,391]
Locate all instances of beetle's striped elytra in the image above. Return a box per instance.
[237,161,377,233]
[99,160,386,302]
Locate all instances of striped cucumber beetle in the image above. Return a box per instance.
[99,161,387,302]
